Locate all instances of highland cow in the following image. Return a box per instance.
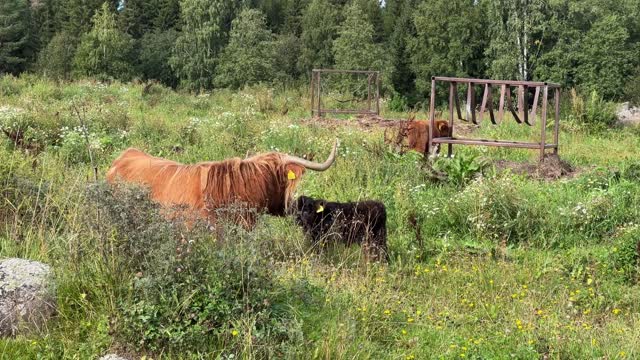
[293,196,388,261]
[106,140,338,229]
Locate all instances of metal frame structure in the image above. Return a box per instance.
[427,76,561,161]
[310,69,380,117]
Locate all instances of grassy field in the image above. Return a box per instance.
[1,76,640,359]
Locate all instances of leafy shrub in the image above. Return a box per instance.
[387,94,408,112]
[84,183,300,355]
[431,152,488,187]
[568,89,617,129]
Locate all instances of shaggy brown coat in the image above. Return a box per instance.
[106,145,336,228]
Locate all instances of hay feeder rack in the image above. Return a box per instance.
[427,76,561,162]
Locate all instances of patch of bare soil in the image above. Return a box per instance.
[302,114,404,131]
[494,154,577,180]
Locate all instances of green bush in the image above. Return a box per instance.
[84,183,300,355]
[568,89,617,129]
[431,152,488,187]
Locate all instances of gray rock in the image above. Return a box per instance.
[98,355,129,360]
[0,258,56,337]
[617,102,640,126]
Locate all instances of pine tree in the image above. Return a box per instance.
[0,0,31,75]
[298,0,338,73]
[333,3,386,71]
[351,0,385,43]
[73,3,135,80]
[170,0,228,91]
[215,9,276,89]
[138,29,179,87]
[388,0,417,102]
[61,0,110,37]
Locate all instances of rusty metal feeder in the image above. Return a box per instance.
[427,77,561,162]
[310,69,381,117]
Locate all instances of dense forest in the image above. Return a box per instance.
[1,0,640,104]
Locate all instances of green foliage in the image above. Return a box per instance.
[608,225,640,284]
[431,153,488,187]
[485,0,548,80]
[298,0,338,73]
[333,3,386,73]
[388,0,417,103]
[568,89,618,129]
[575,15,636,100]
[36,31,77,80]
[73,3,135,81]
[61,0,108,37]
[137,29,179,87]
[215,9,276,89]
[84,183,300,354]
[0,0,32,74]
[5,73,640,360]
[623,66,640,106]
[409,0,487,96]
[170,0,228,91]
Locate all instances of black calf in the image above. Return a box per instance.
[293,196,388,261]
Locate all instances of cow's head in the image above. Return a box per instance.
[293,195,327,227]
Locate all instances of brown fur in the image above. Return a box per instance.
[106,148,306,228]
[406,120,451,155]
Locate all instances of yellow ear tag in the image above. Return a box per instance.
[316,204,324,213]
[287,170,296,180]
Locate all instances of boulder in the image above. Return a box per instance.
[617,102,640,126]
[0,258,56,337]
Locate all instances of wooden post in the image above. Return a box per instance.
[553,88,561,155]
[317,71,322,117]
[529,87,540,124]
[375,72,381,115]
[310,71,316,117]
[498,84,506,123]
[448,82,455,157]
[367,73,372,112]
[523,85,530,125]
[479,83,489,123]
[428,77,437,157]
[539,85,549,162]
[469,83,476,124]
[518,85,525,121]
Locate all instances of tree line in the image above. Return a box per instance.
[1,0,639,105]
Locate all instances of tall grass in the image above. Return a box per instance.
[1,76,640,359]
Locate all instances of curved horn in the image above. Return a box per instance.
[283,139,339,171]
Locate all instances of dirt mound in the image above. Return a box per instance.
[495,154,576,180]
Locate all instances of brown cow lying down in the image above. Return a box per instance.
[405,119,451,155]
[106,140,338,229]
[293,195,388,262]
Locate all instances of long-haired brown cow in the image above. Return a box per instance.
[106,140,339,228]
[405,117,451,155]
